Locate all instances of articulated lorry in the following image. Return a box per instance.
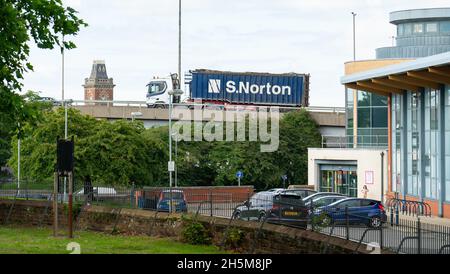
[146,69,310,108]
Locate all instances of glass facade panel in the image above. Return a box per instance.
[446,85,450,202]
[440,21,450,32]
[423,88,440,200]
[357,108,370,128]
[404,23,412,35]
[358,91,371,107]
[372,108,388,127]
[391,94,402,193]
[319,168,357,197]
[406,92,420,196]
[426,23,437,32]
[398,24,404,36]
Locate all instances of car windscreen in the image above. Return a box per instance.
[273,194,304,206]
[161,192,184,199]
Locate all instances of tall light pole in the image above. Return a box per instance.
[62,35,68,202]
[351,12,357,61]
[172,133,178,188]
[168,89,183,213]
[178,0,182,85]
[17,123,21,191]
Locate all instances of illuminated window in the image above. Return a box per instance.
[413,23,423,33]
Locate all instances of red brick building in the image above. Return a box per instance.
[83,60,115,104]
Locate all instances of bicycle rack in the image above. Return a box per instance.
[386,196,432,218]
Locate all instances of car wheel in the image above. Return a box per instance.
[232,211,241,220]
[369,216,382,228]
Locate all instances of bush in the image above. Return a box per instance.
[181,217,211,245]
[224,227,245,249]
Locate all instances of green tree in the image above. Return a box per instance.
[277,109,322,186]
[0,91,51,168]
[1,0,87,93]
[1,0,86,167]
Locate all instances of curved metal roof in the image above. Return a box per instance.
[390,8,450,24]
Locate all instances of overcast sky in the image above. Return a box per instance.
[21,0,450,107]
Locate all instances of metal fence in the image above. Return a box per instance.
[1,182,449,254]
[321,135,388,148]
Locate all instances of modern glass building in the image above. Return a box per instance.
[342,51,450,218]
[346,8,450,148]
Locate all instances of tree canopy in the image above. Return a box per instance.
[0,0,86,169]
[8,108,322,191]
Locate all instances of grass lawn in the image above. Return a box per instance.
[0,226,228,254]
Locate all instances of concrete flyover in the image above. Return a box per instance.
[69,100,346,131]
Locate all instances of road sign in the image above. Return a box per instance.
[281,175,288,181]
[168,161,175,172]
[236,171,244,179]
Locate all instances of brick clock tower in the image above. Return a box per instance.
[83,60,115,104]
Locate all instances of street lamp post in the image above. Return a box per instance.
[351,12,357,61]
[178,0,182,87]
[17,130,20,191]
[168,89,183,213]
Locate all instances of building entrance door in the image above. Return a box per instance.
[319,165,358,197]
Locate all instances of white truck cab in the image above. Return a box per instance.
[146,73,187,108]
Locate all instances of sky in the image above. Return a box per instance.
[21,0,450,107]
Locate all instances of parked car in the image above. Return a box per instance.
[156,190,188,213]
[302,192,347,204]
[281,188,317,199]
[36,96,62,106]
[266,192,309,229]
[75,187,117,197]
[266,188,286,194]
[232,191,276,221]
[305,195,346,208]
[313,198,387,228]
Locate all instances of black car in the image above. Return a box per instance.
[266,192,309,229]
[281,188,317,199]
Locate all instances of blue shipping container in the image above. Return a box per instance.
[189,70,309,107]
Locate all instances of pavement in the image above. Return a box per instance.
[387,212,450,226]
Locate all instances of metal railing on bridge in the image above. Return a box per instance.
[321,135,388,148]
[64,99,345,113]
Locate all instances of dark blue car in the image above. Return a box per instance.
[157,190,188,213]
[313,198,387,228]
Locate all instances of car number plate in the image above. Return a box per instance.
[284,211,299,216]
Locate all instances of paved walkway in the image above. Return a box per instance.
[388,212,450,227]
